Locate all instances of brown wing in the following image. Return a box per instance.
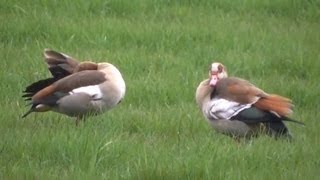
[32,70,107,101]
[44,49,80,76]
[254,94,293,117]
[44,49,99,74]
[215,77,267,104]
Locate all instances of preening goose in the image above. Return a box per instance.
[22,49,126,125]
[196,62,304,139]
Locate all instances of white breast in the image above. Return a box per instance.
[116,77,126,99]
[107,65,126,99]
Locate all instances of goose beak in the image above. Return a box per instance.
[209,72,219,87]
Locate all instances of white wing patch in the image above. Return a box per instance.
[205,98,252,120]
[70,85,103,99]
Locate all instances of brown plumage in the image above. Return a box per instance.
[73,61,99,72]
[31,71,106,101]
[254,94,293,117]
[44,49,80,75]
[44,49,99,76]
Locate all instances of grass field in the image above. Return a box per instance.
[1,0,320,179]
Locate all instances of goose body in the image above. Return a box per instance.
[196,62,304,139]
[22,49,126,124]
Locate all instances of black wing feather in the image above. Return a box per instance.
[231,107,304,125]
[48,66,72,79]
[231,107,304,138]
[22,66,71,100]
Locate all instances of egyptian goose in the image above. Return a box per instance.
[196,62,304,139]
[22,49,126,125]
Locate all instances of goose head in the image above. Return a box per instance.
[208,62,228,87]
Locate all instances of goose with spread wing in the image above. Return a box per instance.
[22,49,126,125]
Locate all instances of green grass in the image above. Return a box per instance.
[1,0,320,179]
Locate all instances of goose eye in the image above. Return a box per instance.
[218,65,223,73]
